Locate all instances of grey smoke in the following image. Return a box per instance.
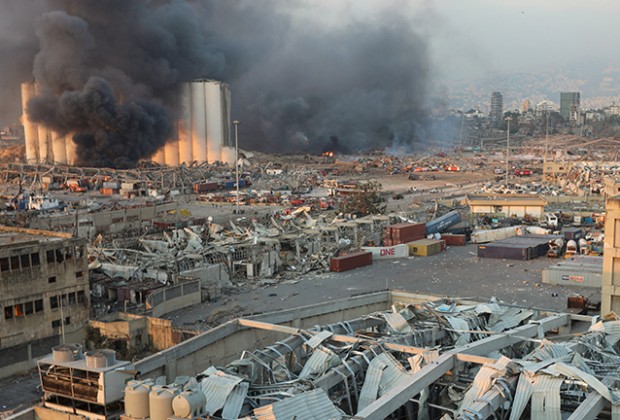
[3,0,435,167]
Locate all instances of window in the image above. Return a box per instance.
[65,317,71,326]
[55,249,64,263]
[50,296,58,309]
[4,306,13,320]
[76,271,84,278]
[51,319,61,329]
[60,294,67,306]
[68,293,76,305]
[24,301,33,315]
[31,253,40,266]
[66,247,73,260]
[35,299,43,313]
[14,303,24,317]
[20,254,30,269]
[46,250,55,265]
[77,291,85,304]
[10,256,19,271]
[48,276,56,284]
[0,258,8,272]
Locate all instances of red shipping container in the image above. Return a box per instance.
[440,239,447,251]
[441,234,466,246]
[330,251,372,272]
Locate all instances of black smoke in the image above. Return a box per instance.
[3,0,435,167]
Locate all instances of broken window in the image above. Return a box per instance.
[4,306,13,319]
[77,290,85,304]
[0,258,9,272]
[60,294,67,306]
[50,296,58,309]
[55,249,64,263]
[20,254,30,269]
[69,293,76,305]
[65,317,71,325]
[46,250,55,265]
[51,319,61,329]
[35,299,43,313]
[76,271,84,278]
[48,276,56,283]
[25,301,33,315]
[31,253,40,266]
[65,247,73,260]
[14,303,24,317]
[10,256,19,271]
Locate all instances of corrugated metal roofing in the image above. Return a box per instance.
[298,346,339,379]
[384,312,412,333]
[488,308,533,332]
[200,370,243,415]
[458,356,511,415]
[357,359,386,411]
[305,330,333,348]
[531,375,563,420]
[446,316,471,346]
[509,372,535,420]
[221,381,248,420]
[253,388,344,420]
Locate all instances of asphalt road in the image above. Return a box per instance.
[166,244,601,330]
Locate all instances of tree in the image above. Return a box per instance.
[338,181,386,216]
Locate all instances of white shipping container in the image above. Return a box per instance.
[362,244,410,259]
[470,226,526,244]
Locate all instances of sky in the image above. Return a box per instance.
[2,0,620,133]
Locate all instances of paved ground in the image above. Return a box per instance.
[165,244,601,330]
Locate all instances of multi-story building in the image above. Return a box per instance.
[489,92,504,128]
[560,92,580,123]
[0,226,89,377]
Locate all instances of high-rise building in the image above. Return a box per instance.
[560,92,580,122]
[489,92,503,128]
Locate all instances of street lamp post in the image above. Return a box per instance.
[505,116,512,186]
[233,120,241,214]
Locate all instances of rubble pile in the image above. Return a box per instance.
[126,297,620,419]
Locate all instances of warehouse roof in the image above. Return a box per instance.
[466,193,548,206]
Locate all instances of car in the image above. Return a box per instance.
[494,168,505,174]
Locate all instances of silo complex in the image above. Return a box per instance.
[21,83,39,162]
[21,81,74,165]
[21,79,234,167]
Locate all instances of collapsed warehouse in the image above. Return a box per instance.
[30,291,620,420]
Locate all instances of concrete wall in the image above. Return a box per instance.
[135,291,391,382]
[146,280,201,318]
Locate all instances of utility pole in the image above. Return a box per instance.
[505,116,512,186]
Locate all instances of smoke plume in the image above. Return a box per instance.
[2,0,436,167]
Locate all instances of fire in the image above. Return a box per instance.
[322,151,334,158]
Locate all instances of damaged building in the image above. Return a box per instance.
[20,290,620,420]
[0,226,89,378]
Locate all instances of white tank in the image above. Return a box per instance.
[164,138,180,166]
[566,240,577,251]
[172,389,206,418]
[52,343,83,362]
[21,82,39,163]
[149,385,180,420]
[124,379,154,419]
[578,238,588,248]
[51,131,67,164]
[85,349,116,368]
[187,81,203,164]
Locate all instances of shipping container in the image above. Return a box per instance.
[440,234,466,246]
[477,234,561,260]
[408,239,442,257]
[425,211,461,235]
[542,256,602,288]
[562,227,584,241]
[330,251,372,272]
[362,244,409,259]
[383,223,426,245]
[192,182,219,194]
[471,226,526,244]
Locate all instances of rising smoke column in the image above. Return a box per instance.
[27,0,226,168]
[8,0,435,165]
[205,2,432,153]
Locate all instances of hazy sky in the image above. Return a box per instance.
[296,0,620,81]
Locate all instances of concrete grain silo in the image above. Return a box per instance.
[21,82,39,162]
[51,132,67,164]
